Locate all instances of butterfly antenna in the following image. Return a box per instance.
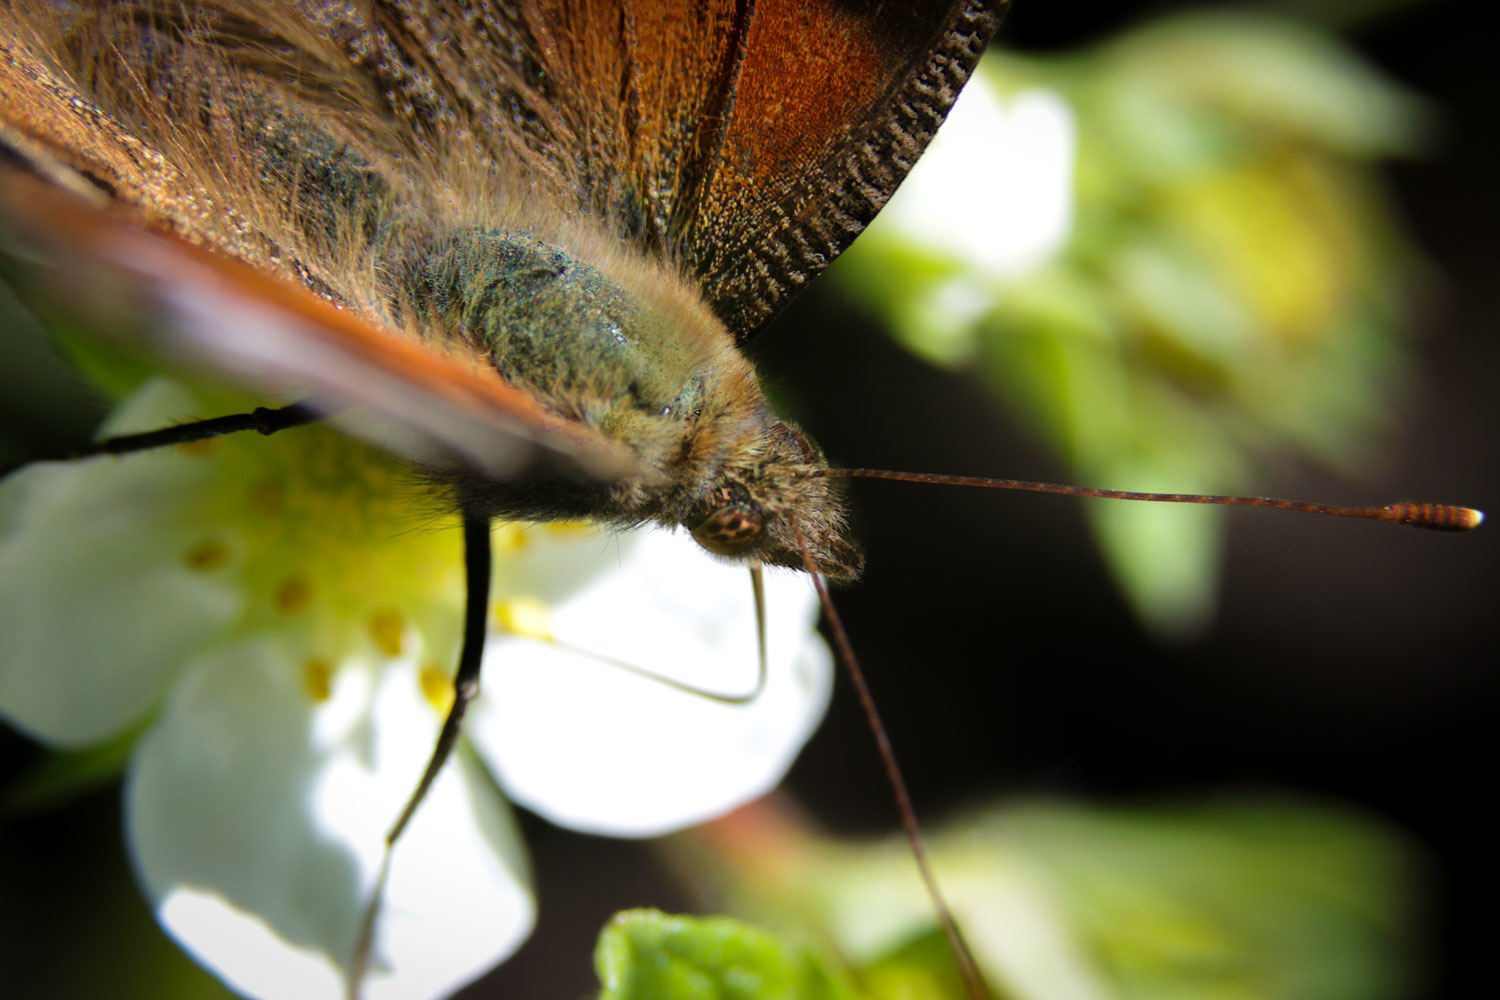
[828,469,1484,531]
[796,535,991,1000]
[350,506,493,997]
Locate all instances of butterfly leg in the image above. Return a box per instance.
[350,505,492,993]
[2,402,323,479]
[388,506,492,843]
[76,401,322,458]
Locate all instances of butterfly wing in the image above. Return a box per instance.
[0,167,631,480]
[352,0,1007,340]
[0,20,630,480]
[0,0,1004,467]
[675,0,1007,339]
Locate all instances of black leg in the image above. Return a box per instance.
[80,402,321,458]
[385,507,493,844]
[349,506,493,995]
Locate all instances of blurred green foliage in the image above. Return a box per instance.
[674,796,1416,1000]
[595,910,865,1000]
[834,11,1429,635]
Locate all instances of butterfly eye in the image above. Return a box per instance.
[778,425,818,463]
[690,504,765,557]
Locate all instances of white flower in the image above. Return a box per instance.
[865,80,1076,368]
[883,84,1075,282]
[0,378,832,999]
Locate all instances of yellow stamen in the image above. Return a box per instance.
[543,520,594,537]
[493,595,554,641]
[274,576,313,613]
[249,480,284,516]
[303,658,333,702]
[368,608,405,657]
[491,522,528,551]
[184,539,229,572]
[419,663,455,714]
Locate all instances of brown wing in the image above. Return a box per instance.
[1,0,1004,344]
[0,23,232,251]
[275,0,1006,340]
[680,0,1006,339]
[0,168,633,480]
[0,14,630,481]
[493,0,1008,339]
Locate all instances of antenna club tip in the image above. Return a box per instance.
[1384,503,1485,531]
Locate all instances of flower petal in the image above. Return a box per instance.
[128,639,533,1000]
[470,528,832,837]
[882,84,1075,281]
[0,382,242,745]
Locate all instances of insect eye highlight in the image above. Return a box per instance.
[690,504,765,557]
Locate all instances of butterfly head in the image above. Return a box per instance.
[685,421,862,582]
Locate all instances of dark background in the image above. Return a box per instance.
[1,2,1493,998]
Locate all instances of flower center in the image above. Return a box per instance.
[176,424,466,683]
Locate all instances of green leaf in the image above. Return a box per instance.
[708,799,1416,1000]
[595,909,866,1000]
[1001,800,1418,1000]
[1105,12,1429,158]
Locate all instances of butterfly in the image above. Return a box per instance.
[0,1,1010,997]
[3,4,1488,999]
